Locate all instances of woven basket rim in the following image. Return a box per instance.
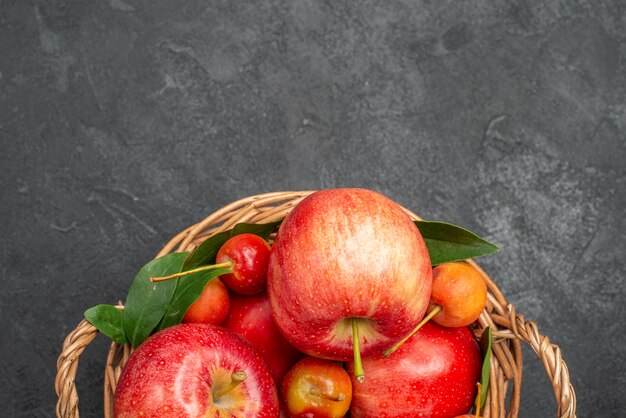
[55,190,577,418]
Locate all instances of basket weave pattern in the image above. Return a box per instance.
[55,191,577,418]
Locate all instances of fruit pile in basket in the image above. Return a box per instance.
[85,188,499,418]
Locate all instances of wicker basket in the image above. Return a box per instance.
[55,191,577,418]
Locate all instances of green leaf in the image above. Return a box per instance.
[123,252,188,347]
[157,267,232,330]
[183,221,281,270]
[415,220,500,265]
[84,304,127,343]
[478,326,493,409]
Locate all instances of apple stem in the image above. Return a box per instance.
[309,387,346,402]
[382,304,443,358]
[213,370,247,400]
[352,318,365,383]
[150,261,233,282]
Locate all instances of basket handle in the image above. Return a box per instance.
[55,314,576,418]
[492,307,577,418]
[55,319,98,418]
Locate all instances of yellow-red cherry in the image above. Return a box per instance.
[429,261,487,328]
[281,357,352,418]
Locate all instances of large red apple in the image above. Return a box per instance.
[224,292,305,385]
[114,323,279,417]
[347,322,482,418]
[267,188,432,371]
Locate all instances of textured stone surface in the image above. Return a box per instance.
[1,1,625,417]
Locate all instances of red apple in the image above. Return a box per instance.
[182,278,230,325]
[281,357,352,418]
[347,322,481,418]
[114,323,279,417]
[267,188,432,377]
[217,233,271,295]
[224,292,305,384]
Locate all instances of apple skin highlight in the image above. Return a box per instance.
[267,188,432,361]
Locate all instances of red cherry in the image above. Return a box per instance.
[223,292,305,385]
[217,233,271,295]
[182,278,230,325]
[150,234,271,297]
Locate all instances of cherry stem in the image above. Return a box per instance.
[150,261,233,282]
[352,318,365,383]
[382,304,443,357]
[309,387,346,402]
[474,382,482,417]
[213,370,247,400]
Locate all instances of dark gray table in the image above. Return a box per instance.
[2,1,624,417]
